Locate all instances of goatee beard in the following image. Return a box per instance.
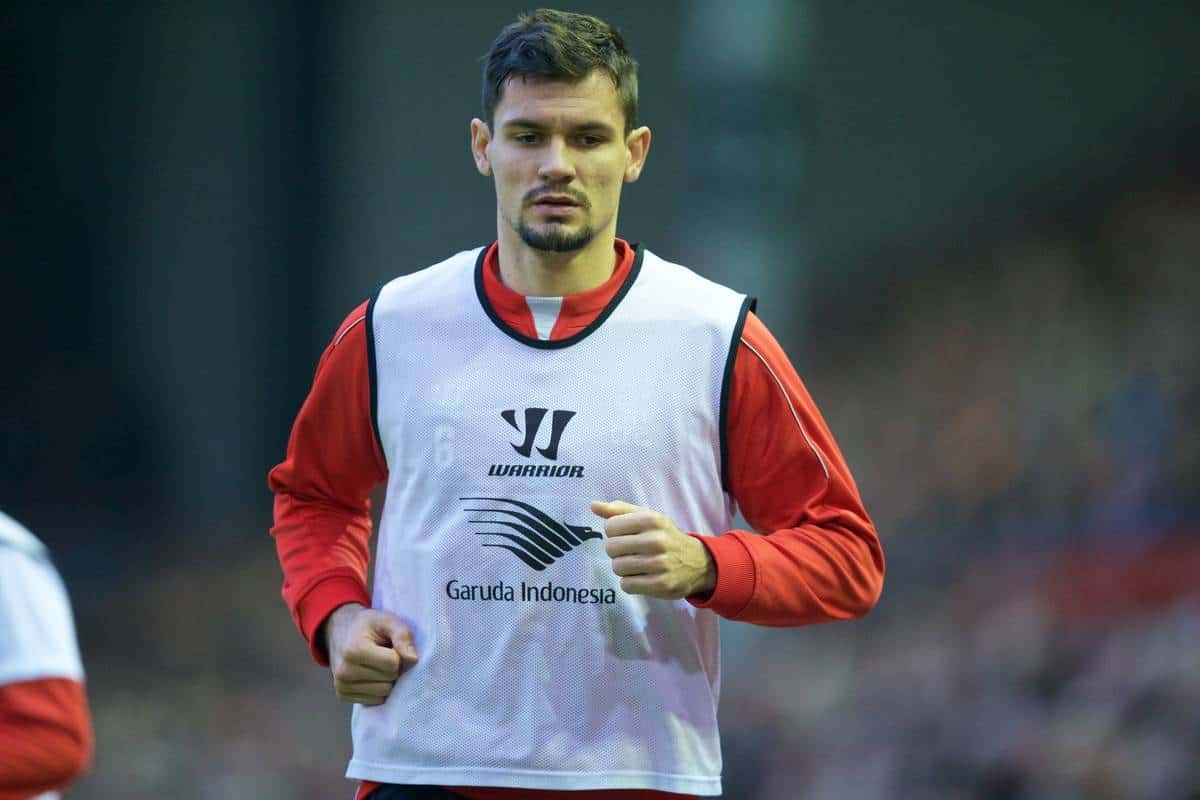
[516,223,596,253]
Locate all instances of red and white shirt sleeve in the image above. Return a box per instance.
[269,239,884,800]
[0,513,93,800]
[687,310,884,623]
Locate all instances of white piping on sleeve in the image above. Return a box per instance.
[333,315,367,347]
[740,337,830,481]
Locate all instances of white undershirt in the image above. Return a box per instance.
[523,296,564,340]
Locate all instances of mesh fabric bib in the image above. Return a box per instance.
[349,245,752,795]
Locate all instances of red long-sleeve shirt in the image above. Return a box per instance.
[269,239,884,800]
[0,512,93,800]
[0,678,92,800]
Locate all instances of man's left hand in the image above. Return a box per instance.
[590,500,716,599]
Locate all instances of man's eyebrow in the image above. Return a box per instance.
[574,122,617,134]
[501,119,541,130]
[502,119,617,134]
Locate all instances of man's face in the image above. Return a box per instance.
[471,70,649,253]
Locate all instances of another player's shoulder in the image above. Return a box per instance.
[0,510,85,685]
[0,510,48,562]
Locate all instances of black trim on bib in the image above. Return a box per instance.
[719,295,757,492]
[365,286,386,467]
[473,242,645,350]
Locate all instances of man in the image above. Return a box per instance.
[0,511,93,800]
[270,9,883,800]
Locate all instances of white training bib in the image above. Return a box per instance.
[349,245,752,795]
[0,511,85,686]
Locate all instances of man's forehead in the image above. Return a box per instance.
[495,71,623,125]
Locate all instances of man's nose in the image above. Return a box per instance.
[537,137,576,182]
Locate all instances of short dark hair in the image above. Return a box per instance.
[482,9,639,135]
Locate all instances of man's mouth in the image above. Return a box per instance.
[531,194,580,207]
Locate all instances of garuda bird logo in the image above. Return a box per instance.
[460,497,603,571]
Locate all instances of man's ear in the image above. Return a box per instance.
[624,125,652,183]
[470,118,492,177]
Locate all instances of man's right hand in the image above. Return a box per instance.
[323,603,419,706]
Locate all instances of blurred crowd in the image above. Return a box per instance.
[715,174,1200,798]
[816,176,1199,574]
[66,173,1199,798]
[719,542,1200,799]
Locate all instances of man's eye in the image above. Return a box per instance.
[514,133,539,144]
[579,135,604,146]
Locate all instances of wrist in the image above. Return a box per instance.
[323,601,366,655]
[690,536,717,597]
[297,576,371,666]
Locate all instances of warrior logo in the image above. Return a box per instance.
[461,497,602,571]
[501,408,575,460]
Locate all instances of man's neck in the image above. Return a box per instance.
[496,225,618,297]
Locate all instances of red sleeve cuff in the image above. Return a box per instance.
[296,575,372,666]
[686,531,756,618]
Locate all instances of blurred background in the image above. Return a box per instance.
[4,1,1199,797]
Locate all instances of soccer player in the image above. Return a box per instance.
[0,511,92,800]
[269,9,883,800]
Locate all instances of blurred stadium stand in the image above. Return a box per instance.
[3,2,1198,797]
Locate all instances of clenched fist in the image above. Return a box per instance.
[591,500,716,599]
[323,603,419,706]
